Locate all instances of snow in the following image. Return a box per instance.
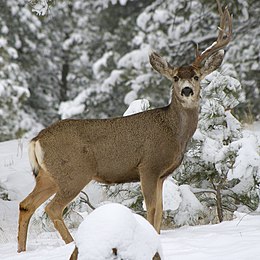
[160,212,260,260]
[0,37,7,48]
[118,45,150,70]
[174,185,205,227]
[136,12,152,31]
[162,178,182,211]
[123,99,150,116]
[124,90,138,105]
[227,134,260,180]
[202,71,245,109]
[62,33,83,51]
[202,137,221,163]
[124,73,151,105]
[110,0,128,6]
[93,51,113,78]
[100,70,123,93]
[144,178,205,227]
[119,0,128,6]
[59,91,88,119]
[1,25,9,34]
[75,203,162,260]
[6,47,18,59]
[59,101,85,119]
[0,139,34,201]
[2,204,260,259]
[225,110,242,137]
[132,32,145,46]
[29,0,49,16]
[153,10,169,24]
[0,83,5,96]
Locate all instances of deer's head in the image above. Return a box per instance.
[149,0,232,109]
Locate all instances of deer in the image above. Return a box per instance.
[17,0,232,256]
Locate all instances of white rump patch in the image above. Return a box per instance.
[28,141,39,174]
[35,140,45,169]
[28,140,46,175]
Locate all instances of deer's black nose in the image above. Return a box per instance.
[181,87,194,97]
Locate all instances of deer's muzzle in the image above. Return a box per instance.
[181,87,194,97]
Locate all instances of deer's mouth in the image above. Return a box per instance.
[181,87,194,97]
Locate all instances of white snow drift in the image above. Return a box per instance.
[74,203,162,260]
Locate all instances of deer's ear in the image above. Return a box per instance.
[149,51,174,80]
[200,50,224,78]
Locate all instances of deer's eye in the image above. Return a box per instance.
[173,76,179,82]
[194,75,199,81]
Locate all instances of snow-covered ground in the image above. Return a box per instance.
[0,121,260,259]
[1,205,260,260]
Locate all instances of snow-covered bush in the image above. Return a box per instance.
[104,182,143,214]
[30,199,84,233]
[162,178,206,227]
[73,203,162,260]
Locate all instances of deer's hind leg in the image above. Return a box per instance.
[45,192,75,244]
[18,170,57,252]
[45,175,92,245]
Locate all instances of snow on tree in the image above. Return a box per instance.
[0,0,259,139]
[175,71,260,223]
[28,0,50,16]
[0,1,37,141]
[162,178,205,227]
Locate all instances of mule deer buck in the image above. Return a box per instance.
[18,0,232,254]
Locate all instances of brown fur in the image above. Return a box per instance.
[17,50,224,257]
[177,66,196,79]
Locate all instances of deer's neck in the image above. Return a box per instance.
[167,92,199,140]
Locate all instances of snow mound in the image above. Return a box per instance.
[75,203,162,260]
[0,139,34,201]
[123,99,150,116]
[162,178,182,211]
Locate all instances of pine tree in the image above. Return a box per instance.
[0,1,33,141]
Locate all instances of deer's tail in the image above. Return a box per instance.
[28,140,42,178]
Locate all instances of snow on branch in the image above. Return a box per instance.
[28,0,50,16]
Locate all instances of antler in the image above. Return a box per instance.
[192,0,232,68]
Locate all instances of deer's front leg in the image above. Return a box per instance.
[154,178,164,233]
[140,174,163,233]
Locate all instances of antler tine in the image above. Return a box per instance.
[216,0,225,40]
[195,42,200,58]
[192,0,232,68]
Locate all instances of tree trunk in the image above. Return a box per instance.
[60,60,69,102]
[216,185,223,222]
